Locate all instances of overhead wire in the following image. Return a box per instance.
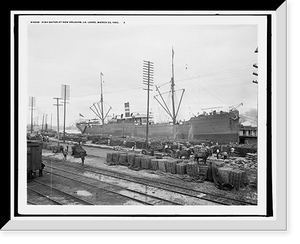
[174,53,252,107]
[174,64,231,107]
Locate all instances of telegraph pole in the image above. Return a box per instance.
[53,97,62,150]
[45,114,48,132]
[61,84,70,143]
[29,97,35,133]
[143,60,154,149]
[41,113,44,133]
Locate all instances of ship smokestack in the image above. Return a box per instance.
[124,102,130,117]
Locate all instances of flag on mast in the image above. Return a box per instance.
[79,113,84,117]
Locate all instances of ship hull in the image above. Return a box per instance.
[76,111,240,144]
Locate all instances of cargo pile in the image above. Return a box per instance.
[245,153,257,162]
[87,135,212,151]
[225,159,257,170]
[105,151,256,190]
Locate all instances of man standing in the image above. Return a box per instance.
[230,147,235,158]
[81,154,85,166]
[216,148,220,159]
[62,148,67,161]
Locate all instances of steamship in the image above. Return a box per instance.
[76,49,240,144]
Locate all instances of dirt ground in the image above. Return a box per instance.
[41,147,257,204]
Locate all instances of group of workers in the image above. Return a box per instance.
[216,146,235,159]
[59,144,85,166]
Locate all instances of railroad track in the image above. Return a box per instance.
[43,161,256,206]
[42,168,183,205]
[27,180,94,205]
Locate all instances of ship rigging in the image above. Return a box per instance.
[89,72,112,125]
[154,47,185,124]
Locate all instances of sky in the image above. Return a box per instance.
[26,18,258,127]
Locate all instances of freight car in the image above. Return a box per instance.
[27,141,44,181]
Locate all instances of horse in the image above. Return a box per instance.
[175,148,193,159]
[193,147,212,164]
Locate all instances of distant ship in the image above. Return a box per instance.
[76,49,240,144]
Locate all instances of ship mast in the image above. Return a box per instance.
[154,47,185,125]
[89,72,112,127]
[100,72,104,126]
[171,47,176,125]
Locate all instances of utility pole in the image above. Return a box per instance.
[61,84,70,143]
[45,114,48,132]
[41,113,44,133]
[53,97,62,150]
[143,60,154,149]
[171,47,176,125]
[29,97,35,133]
[50,113,52,130]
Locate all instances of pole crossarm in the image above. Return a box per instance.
[143,60,154,149]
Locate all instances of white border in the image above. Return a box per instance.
[3,6,286,230]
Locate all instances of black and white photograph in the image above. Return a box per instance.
[5,6,287,231]
[25,16,260,208]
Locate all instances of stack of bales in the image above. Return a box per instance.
[176,162,187,175]
[106,152,121,165]
[150,158,159,171]
[245,153,258,163]
[141,157,153,170]
[105,152,250,189]
[157,159,167,172]
[198,164,210,179]
[165,159,180,174]
[118,153,128,166]
[127,153,136,168]
[215,166,247,189]
[186,162,200,177]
